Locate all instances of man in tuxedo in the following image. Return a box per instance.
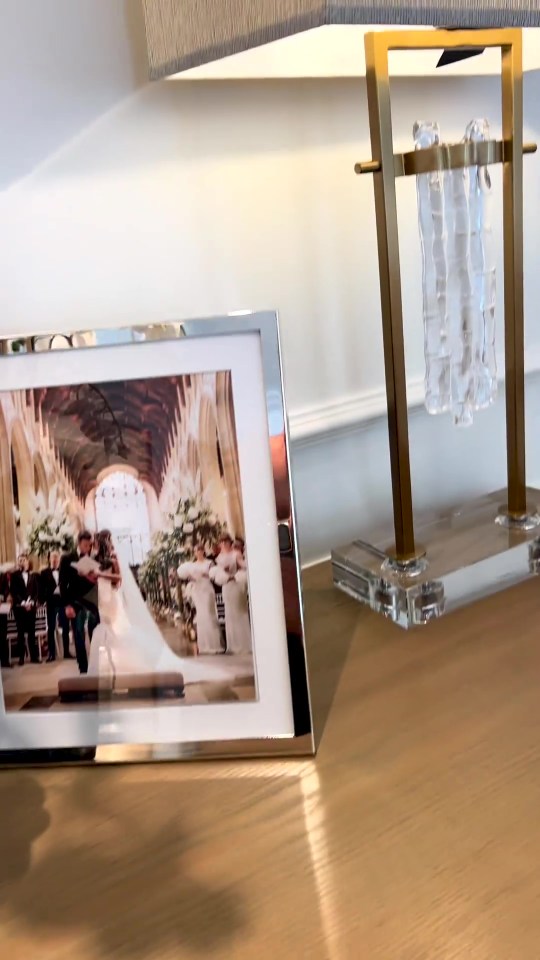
[0,570,12,669]
[10,555,40,665]
[60,531,100,674]
[40,550,73,663]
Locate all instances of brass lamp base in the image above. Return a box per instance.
[331,488,540,629]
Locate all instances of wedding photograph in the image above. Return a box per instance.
[0,370,256,714]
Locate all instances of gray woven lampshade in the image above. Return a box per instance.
[142,0,540,79]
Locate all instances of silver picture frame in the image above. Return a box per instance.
[0,311,314,765]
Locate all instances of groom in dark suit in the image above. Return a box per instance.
[59,531,100,674]
[0,570,12,669]
[10,556,40,665]
[40,550,73,662]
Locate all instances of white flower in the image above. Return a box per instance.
[210,567,229,587]
[187,507,199,521]
[38,531,47,542]
[183,522,194,534]
[208,513,216,525]
[174,515,183,529]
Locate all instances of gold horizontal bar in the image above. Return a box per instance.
[373,28,520,53]
[354,159,381,174]
[355,141,536,178]
[397,139,536,176]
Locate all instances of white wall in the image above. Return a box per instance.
[0,0,147,189]
[3,44,540,563]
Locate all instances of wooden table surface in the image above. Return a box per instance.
[2,562,540,959]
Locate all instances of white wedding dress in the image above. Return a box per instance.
[177,559,222,654]
[210,551,252,655]
[87,546,238,682]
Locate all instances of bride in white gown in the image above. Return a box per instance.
[87,543,239,682]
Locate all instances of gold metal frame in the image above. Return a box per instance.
[356,29,534,561]
[356,139,537,178]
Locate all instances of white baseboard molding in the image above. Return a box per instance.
[289,377,424,446]
[289,346,540,447]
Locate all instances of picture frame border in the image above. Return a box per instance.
[0,311,315,766]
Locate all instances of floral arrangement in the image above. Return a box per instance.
[169,495,225,558]
[139,496,225,592]
[26,485,76,558]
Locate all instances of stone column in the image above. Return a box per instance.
[142,481,162,535]
[10,422,34,551]
[199,396,229,531]
[0,405,16,564]
[84,489,97,531]
[215,372,244,538]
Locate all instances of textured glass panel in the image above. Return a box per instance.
[415,119,496,426]
[414,121,451,415]
[465,119,497,411]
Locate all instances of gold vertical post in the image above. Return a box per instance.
[502,33,527,517]
[364,33,417,561]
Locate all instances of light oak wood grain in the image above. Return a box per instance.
[2,563,540,958]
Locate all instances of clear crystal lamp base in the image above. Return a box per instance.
[331,489,540,629]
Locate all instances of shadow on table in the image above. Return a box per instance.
[0,766,331,957]
[0,770,247,957]
[0,773,50,890]
[302,563,361,748]
[0,567,354,954]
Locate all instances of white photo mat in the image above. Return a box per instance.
[0,332,294,749]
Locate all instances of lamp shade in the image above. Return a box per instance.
[142,0,540,79]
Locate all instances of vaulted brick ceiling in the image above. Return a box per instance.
[34,376,187,500]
